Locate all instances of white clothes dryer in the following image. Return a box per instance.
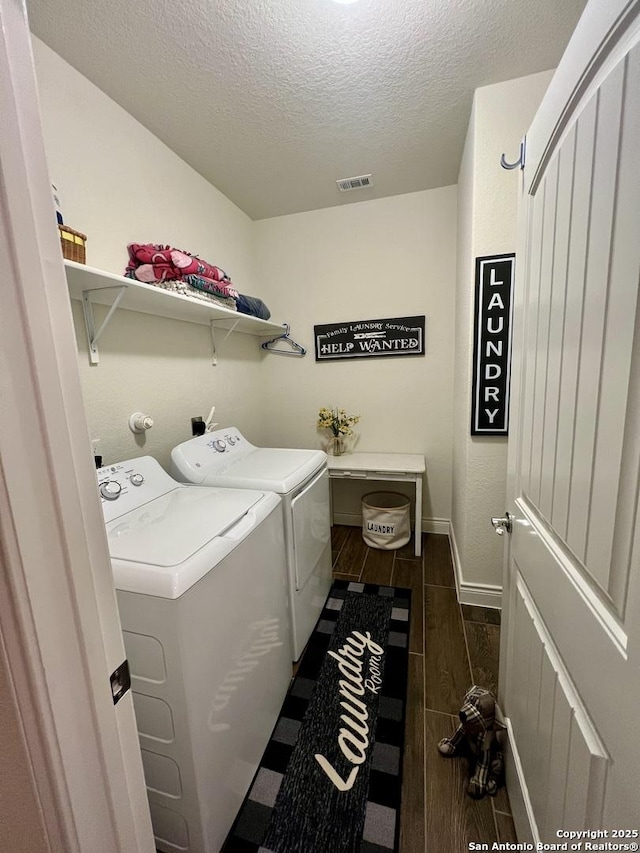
[171,428,332,660]
[97,456,291,853]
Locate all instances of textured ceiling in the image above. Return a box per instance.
[27,0,586,220]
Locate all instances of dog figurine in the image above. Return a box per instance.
[438,684,504,798]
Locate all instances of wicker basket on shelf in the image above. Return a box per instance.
[58,224,87,264]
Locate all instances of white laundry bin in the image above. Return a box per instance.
[362,491,411,550]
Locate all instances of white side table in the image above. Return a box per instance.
[326,452,426,557]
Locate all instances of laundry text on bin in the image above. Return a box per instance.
[366,522,396,535]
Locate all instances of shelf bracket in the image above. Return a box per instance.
[82,285,128,364]
[210,321,218,366]
[210,319,241,366]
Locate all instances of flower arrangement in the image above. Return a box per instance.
[317,407,361,443]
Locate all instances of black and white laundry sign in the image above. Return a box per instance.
[471,254,515,435]
[314,316,425,361]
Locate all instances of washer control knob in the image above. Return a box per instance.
[213,439,227,452]
[100,480,122,501]
[227,436,236,446]
[130,473,144,487]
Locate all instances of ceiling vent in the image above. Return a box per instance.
[336,174,374,192]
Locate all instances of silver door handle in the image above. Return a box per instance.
[491,512,513,535]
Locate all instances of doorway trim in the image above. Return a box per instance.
[0,0,153,849]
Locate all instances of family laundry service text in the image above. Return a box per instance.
[314,316,426,361]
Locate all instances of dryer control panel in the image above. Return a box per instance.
[205,428,247,454]
[171,428,257,482]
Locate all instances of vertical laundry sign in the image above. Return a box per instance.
[471,254,515,435]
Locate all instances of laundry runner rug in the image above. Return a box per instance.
[223,580,411,853]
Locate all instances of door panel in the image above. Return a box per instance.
[527,154,558,512]
[543,685,572,839]
[518,47,640,608]
[532,654,555,822]
[553,112,593,541]
[503,2,640,838]
[509,578,608,833]
[567,61,624,576]
[538,127,574,519]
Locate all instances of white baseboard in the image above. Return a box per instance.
[332,512,449,534]
[332,512,368,528]
[503,715,539,843]
[423,517,449,534]
[458,582,503,608]
[449,522,502,609]
[449,521,462,600]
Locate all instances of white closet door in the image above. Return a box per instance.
[502,0,640,839]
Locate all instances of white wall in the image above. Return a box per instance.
[452,70,554,601]
[32,38,270,469]
[255,188,457,526]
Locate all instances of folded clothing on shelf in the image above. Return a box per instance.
[236,293,271,320]
[181,273,236,300]
[124,243,274,319]
[125,243,238,303]
[146,279,237,310]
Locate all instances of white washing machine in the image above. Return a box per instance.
[97,456,291,853]
[171,428,332,660]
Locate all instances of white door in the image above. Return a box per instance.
[501,0,640,841]
[0,0,154,849]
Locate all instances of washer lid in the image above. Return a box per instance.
[199,448,326,493]
[106,485,262,567]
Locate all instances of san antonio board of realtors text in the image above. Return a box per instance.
[314,316,426,361]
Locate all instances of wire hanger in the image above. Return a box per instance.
[261,324,306,357]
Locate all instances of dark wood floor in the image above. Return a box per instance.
[331,525,517,852]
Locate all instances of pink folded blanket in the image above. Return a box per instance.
[125,243,239,300]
